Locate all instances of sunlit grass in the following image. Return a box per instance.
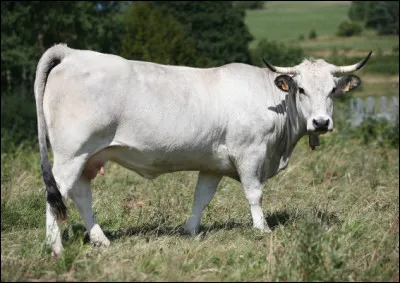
[1,124,398,281]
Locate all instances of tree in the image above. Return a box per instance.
[1,1,127,145]
[251,38,304,67]
[120,2,202,66]
[1,1,125,90]
[348,1,366,21]
[365,1,398,35]
[348,1,399,35]
[150,1,254,67]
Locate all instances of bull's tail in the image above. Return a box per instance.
[34,44,70,221]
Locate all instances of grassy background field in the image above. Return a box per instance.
[1,1,399,281]
[245,1,398,52]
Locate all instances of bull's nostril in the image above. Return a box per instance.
[312,118,330,130]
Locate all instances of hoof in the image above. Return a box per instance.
[51,246,63,258]
[183,224,198,237]
[91,237,110,248]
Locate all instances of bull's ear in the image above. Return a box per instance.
[335,75,361,95]
[275,75,295,93]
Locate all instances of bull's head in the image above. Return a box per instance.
[263,52,371,137]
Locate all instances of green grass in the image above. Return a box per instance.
[1,124,399,281]
[246,1,350,46]
[245,1,399,52]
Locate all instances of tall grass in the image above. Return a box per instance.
[1,100,398,281]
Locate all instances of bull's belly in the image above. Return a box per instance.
[83,145,236,180]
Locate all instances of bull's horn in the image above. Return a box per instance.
[262,58,298,74]
[331,51,372,73]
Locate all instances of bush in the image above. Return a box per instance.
[337,20,363,37]
[309,29,317,39]
[251,38,305,67]
[333,99,399,148]
[357,117,398,147]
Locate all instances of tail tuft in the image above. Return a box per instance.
[42,163,67,221]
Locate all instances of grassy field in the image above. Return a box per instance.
[1,1,399,282]
[1,124,399,281]
[245,1,399,52]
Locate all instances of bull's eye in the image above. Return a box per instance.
[331,87,336,94]
[299,87,305,94]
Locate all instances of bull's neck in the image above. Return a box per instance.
[284,94,307,155]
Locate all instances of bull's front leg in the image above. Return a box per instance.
[184,172,222,236]
[237,148,271,233]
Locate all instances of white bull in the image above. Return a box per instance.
[34,44,371,256]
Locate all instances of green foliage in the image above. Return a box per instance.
[332,98,399,149]
[348,1,399,35]
[251,38,305,67]
[233,1,265,10]
[120,2,201,66]
[1,87,38,152]
[347,117,399,148]
[309,29,317,39]
[348,1,365,21]
[151,1,254,67]
[1,1,124,89]
[336,20,363,37]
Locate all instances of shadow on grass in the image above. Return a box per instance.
[60,209,339,243]
[265,210,292,229]
[104,220,249,241]
[104,210,297,240]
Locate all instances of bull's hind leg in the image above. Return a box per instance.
[69,176,110,247]
[47,155,87,256]
[184,172,222,236]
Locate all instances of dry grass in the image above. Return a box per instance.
[1,129,398,281]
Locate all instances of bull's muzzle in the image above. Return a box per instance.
[307,116,333,134]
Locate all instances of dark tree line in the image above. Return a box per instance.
[1,1,254,147]
[1,1,254,93]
